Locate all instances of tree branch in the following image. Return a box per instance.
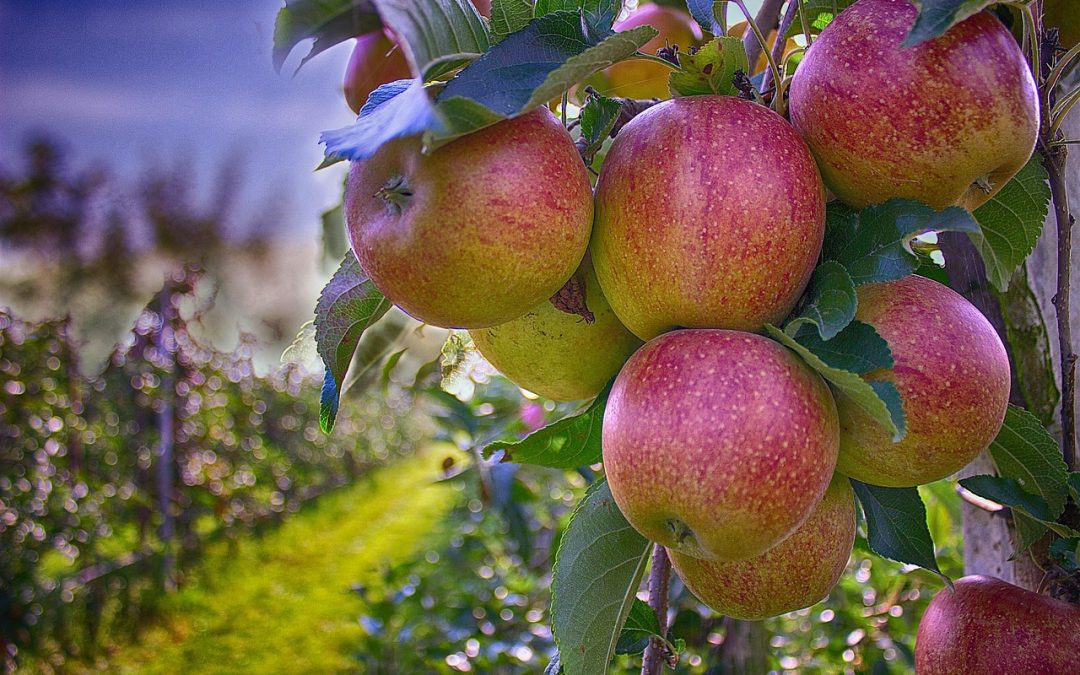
[762,0,801,102]
[640,545,671,675]
[742,0,785,72]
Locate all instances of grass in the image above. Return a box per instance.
[87,445,461,675]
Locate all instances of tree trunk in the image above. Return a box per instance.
[707,619,768,674]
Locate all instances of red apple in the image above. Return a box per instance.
[345,108,593,329]
[602,3,703,100]
[591,95,826,339]
[916,575,1080,674]
[836,275,1010,486]
[343,30,413,114]
[789,0,1039,211]
[670,474,856,620]
[603,329,839,561]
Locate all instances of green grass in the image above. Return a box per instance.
[92,445,461,675]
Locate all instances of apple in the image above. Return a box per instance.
[602,3,703,100]
[789,0,1039,211]
[345,108,593,329]
[670,474,856,620]
[835,275,1010,487]
[591,95,826,340]
[469,260,643,401]
[916,575,1080,674]
[343,30,413,114]
[603,329,839,562]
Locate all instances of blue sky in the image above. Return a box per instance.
[0,0,357,240]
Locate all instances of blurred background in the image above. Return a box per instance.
[1,1,963,673]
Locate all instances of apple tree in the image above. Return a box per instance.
[275,0,1080,672]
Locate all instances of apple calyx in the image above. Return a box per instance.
[375,174,413,215]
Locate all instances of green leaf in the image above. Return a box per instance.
[766,325,906,441]
[379,347,408,390]
[373,0,490,80]
[851,480,944,577]
[551,479,652,675]
[321,79,438,165]
[903,0,995,48]
[1049,537,1079,571]
[614,599,661,655]
[1069,473,1080,502]
[482,387,608,468]
[668,36,748,98]
[686,0,724,35]
[577,93,622,162]
[784,261,858,341]
[273,0,381,74]
[490,0,535,42]
[960,475,1055,522]
[971,157,1051,292]
[786,0,857,39]
[438,11,656,116]
[535,0,623,28]
[994,266,1060,426]
[824,198,980,287]
[987,405,1069,554]
[315,252,393,432]
[793,321,893,375]
[340,309,413,397]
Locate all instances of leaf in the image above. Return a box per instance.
[959,475,1061,526]
[824,199,981,287]
[851,480,944,577]
[438,11,656,116]
[987,404,1069,554]
[577,93,622,161]
[1070,473,1080,503]
[551,479,652,675]
[544,654,564,675]
[793,321,893,375]
[786,0,857,39]
[273,0,381,74]
[1049,537,1079,571]
[903,0,995,48]
[784,261,858,341]
[668,36,748,98]
[379,347,408,390]
[321,79,439,165]
[970,156,1051,292]
[994,265,1060,426]
[314,252,392,432]
[491,0,535,42]
[482,387,608,468]
[766,325,906,441]
[373,0,490,80]
[615,599,661,655]
[535,0,623,29]
[685,0,724,35]
[340,309,413,397]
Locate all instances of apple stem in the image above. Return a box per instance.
[731,0,784,113]
[375,175,413,215]
[640,545,672,675]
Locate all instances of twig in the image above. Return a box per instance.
[640,545,671,675]
[763,0,802,111]
[732,0,783,103]
[742,0,785,74]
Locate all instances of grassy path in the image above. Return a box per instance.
[100,446,459,674]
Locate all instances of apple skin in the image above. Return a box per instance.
[343,30,413,114]
[916,576,1080,674]
[468,260,643,401]
[603,329,840,562]
[670,474,856,620]
[345,108,593,329]
[788,0,1039,211]
[602,3,703,100]
[836,275,1010,487]
[591,95,826,340]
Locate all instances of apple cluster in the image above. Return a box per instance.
[340,0,1073,665]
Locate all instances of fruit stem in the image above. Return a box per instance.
[762,0,803,115]
[375,175,413,215]
[731,0,783,115]
[640,545,671,675]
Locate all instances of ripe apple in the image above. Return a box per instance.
[788,0,1039,211]
[345,108,593,329]
[670,474,856,620]
[469,260,642,401]
[591,95,826,339]
[916,575,1080,674]
[603,329,839,562]
[343,30,413,114]
[836,275,1010,487]
[602,3,703,100]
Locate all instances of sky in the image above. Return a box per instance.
[0,0,357,241]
